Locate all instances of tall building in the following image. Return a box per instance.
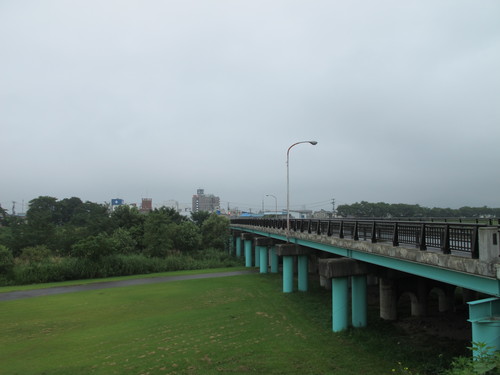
[192,189,220,213]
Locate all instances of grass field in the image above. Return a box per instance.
[0,267,249,293]
[0,271,466,375]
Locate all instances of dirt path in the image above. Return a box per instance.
[0,270,258,302]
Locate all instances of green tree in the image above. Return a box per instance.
[0,205,7,225]
[111,205,145,229]
[110,205,145,250]
[156,206,186,224]
[171,221,202,252]
[0,216,31,256]
[52,225,88,256]
[70,201,112,235]
[111,228,138,254]
[191,211,211,227]
[201,214,229,250]
[72,233,118,261]
[25,196,59,247]
[58,197,84,225]
[143,209,175,257]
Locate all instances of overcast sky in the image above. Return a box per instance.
[1,1,499,214]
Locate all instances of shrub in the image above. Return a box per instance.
[19,245,53,263]
[444,343,500,375]
[111,228,138,254]
[0,245,14,278]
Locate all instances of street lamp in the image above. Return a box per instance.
[286,140,318,240]
[265,194,278,218]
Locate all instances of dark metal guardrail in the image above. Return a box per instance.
[329,217,500,225]
[230,218,497,259]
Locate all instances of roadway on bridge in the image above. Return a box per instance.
[0,270,258,302]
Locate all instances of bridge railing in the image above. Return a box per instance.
[230,218,492,259]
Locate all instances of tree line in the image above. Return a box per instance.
[0,196,240,285]
[335,201,500,218]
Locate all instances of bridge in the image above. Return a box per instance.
[229,218,500,355]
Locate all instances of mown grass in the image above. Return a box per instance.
[0,266,248,293]
[0,272,467,375]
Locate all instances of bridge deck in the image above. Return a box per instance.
[231,219,500,296]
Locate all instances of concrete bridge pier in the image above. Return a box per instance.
[379,277,398,321]
[254,244,260,268]
[254,237,274,274]
[241,233,253,268]
[379,273,460,320]
[468,297,500,356]
[319,258,370,332]
[234,233,242,257]
[298,255,309,291]
[276,244,311,293]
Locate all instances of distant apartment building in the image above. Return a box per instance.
[192,189,220,213]
[140,198,153,213]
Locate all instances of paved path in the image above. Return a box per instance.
[0,270,258,302]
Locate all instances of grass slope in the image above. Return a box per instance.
[0,273,465,375]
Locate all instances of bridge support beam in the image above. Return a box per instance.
[468,297,500,357]
[241,233,253,268]
[255,238,275,274]
[276,244,311,293]
[319,258,370,331]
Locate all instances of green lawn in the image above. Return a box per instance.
[0,267,249,293]
[0,272,464,375]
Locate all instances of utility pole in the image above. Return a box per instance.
[331,198,335,218]
[12,201,16,216]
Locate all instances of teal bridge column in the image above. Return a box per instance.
[283,256,294,293]
[254,245,260,267]
[276,244,311,293]
[332,277,349,331]
[241,233,253,268]
[351,275,367,328]
[319,258,369,332]
[255,237,275,274]
[298,255,309,292]
[468,297,500,357]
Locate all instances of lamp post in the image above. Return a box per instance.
[265,194,277,218]
[286,140,318,240]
